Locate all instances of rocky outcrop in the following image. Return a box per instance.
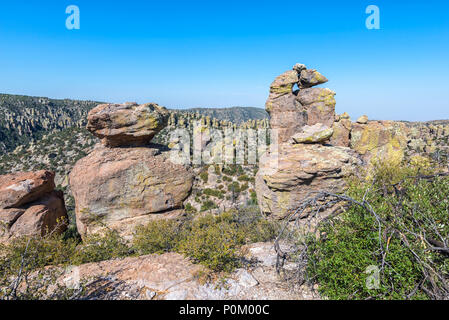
[70,102,193,239]
[330,113,352,147]
[256,143,360,219]
[87,102,169,147]
[266,65,335,143]
[350,120,409,165]
[256,64,447,220]
[55,242,318,300]
[256,64,359,219]
[0,170,67,242]
[70,145,193,238]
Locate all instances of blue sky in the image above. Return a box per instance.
[0,0,448,121]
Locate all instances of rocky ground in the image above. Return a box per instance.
[58,242,319,300]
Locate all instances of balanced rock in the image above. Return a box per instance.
[299,69,328,89]
[0,171,67,242]
[266,64,335,143]
[357,115,369,124]
[87,102,169,147]
[70,144,194,238]
[291,123,333,144]
[256,143,361,219]
[257,64,357,220]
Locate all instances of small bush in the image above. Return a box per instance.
[184,203,197,214]
[200,171,209,184]
[133,220,181,255]
[201,200,218,212]
[176,212,245,272]
[71,229,131,265]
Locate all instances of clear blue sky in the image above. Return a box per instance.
[0,0,448,121]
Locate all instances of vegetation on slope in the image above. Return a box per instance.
[280,161,449,300]
[0,208,279,299]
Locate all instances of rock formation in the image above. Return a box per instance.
[350,120,409,165]
[266,65,335,144]
[70,103,194,239]
[256,139,360,219]
[256,64,445,219]
[256,64,360,219]
[87,102,169,147]
[0,170,67,242]
[54,242,317,300]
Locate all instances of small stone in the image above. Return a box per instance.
[293,63,307,73]
[340,112,351,120]
[357,115,369,124]
[299,69,328,88]
[291,123,334,144]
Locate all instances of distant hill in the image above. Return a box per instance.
[0,93,268,154]
[177,107,268,124]
[0,94,100,154]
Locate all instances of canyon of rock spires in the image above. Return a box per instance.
[70,102,194,239]
[0,170,68,242]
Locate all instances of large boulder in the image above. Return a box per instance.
[9,191,67,238]
[0,171,67,242]
[0,170,55,209]
[296,88,336,128]
[256,143,361,219]
[87,102,170,147]
[350,120,409,165]
[69,144,194,238]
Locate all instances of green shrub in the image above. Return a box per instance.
[200,171,209,184]
[184,203,197,214]
[176,212,245,272]
[0,235,78,279]
[306,162,449,300]
[201,200,218,212]
[133,220,181,255]
[70,229,131,265]
[203,188,224,199]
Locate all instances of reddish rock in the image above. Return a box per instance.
[0,208,25,227]
[295,88,336,128]
[265,64,334,143]
[9,191,68,238]
[256,143,361,219]
[330,118,352,147]
[0,170,55,209]
[69,144,194,238]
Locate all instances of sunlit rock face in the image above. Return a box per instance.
[71,102,193,239]
[0,170,67,242]
[256,64,357,219]
[87,102,169,147]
